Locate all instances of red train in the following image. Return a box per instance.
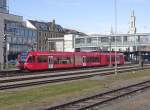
[17,51,125,71]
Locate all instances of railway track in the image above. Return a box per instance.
[45,80,150,110]
[0,66,118,77]
[0,64,150,90]
[0,64,141,83]
[0,63,138,77]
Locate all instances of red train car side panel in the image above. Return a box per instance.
[18,51,125,71]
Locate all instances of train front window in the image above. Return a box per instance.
[27,57,32,63]
[27,56,35,63]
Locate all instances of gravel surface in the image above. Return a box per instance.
[89,74,150,110]
[97,88,150,110]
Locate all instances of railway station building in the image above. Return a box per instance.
[74,11,150,62]
[74,33,150,62]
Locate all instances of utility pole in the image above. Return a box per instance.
[109,26,114,67]
[3,34,8,69]
[138,35,143,69]
[114,0,118,75]
[109,36,112,67]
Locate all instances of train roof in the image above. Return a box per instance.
[20,51,123,57]
[27,51,101,56]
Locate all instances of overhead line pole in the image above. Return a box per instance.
[114,0,118,75]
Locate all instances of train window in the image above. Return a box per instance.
[54,57,72,64]
[54,57,59,64]
[86,57,100,63]
[27,56,33,63]
[33,56,35,62]
[37,56,48,63]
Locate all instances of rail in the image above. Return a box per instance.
[46,80,150,110]
[0,64,149,90]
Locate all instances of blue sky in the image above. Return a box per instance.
[9,0,150,34]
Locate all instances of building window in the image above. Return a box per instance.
[123,36,127,42]
[45,33,47,36]
[33,31,37,37]
[91,37,97,43]
[25,30,29,37]
[116,37,122,42]
[7,37,12,43]
[18,37,23,44]
[75,38,85,44]
[101,37,109,42]
[29,30,33,37]
[15,29,20,36]
[12,37,17,43]
[28,38,32,44]
[87,38,92,43]
[20,29,24,36]
[39,32,42,36]
[98,38,101,42]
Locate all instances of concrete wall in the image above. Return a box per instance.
[64,34,75,52]
[56,41,64,51]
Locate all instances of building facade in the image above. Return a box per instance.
[64,29,87,52]
[0,0,38,69]
[4,20,37,60]
[0,13,23,68]
[75,34,150,52]
[27,20,64,51]
[0,0,8,13]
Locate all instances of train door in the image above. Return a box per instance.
[83,56,86,66]
[117,56,120,64]
[48,56,54,69]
